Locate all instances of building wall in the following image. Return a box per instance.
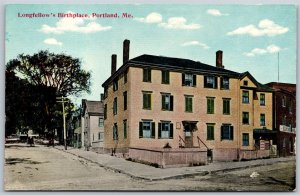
[239,76,273,150]
[90,115,104,148]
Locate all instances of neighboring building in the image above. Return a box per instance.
[101,40,274,166]
[266,82,296,156]
[81,99,104,151]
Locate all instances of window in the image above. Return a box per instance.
[143,68,151,82]
[143,92,152,110]
[223,98,230,115]
[243,80,248,86]
[123,120,127,139]
[242,133,249,146]
[207,97,215,114]
[98,117,104,127]
[182,73,196,87]
[113,79,118,91]
[204,76,218,89]
[161,70,170,84]
[282,115,286,125]
[289,99,293,114]
[242,112,249,124]
[185,95,193,112]
[282,96,286,107]
[113,97,117,115]
[104,87,108,99]
[123,91,127,110]
[161,93,173,111]
[104,104,107,119]
[260,94,265,106]
[113,123,118,140]
[207,124,215,140]
[220,77,229,89]
[158,121,173,139]
[242,91,249,103]
[139,121,155,138]
[260,114,265,126]
[98,132,104,141]
[221,124,234,140]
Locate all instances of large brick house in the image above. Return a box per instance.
[101,40,274,166]
[266,82,296,156]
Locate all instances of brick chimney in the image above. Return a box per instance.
[123,39,130,64]
[111,54,117,75]
[216,50,224,68]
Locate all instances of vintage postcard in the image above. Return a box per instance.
[4,4,296,191]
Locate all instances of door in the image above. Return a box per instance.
[184,124,193,147]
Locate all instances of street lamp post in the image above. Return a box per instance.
[56,96,68,150]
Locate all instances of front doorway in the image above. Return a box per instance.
[182,121,198,148]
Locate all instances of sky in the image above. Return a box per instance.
[5,4,297,106]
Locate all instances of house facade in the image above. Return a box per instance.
[102,40,273,164]
[266,82,296,156]
[81,99,104,151]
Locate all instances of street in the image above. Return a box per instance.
[4,144,296,191]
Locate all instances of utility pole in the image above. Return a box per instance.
[56,96,69,150]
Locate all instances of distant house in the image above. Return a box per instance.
[81,99,104,151]
[101,40,274,167]
[266,82,296,156]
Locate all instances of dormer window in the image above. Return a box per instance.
[243,80,248,86]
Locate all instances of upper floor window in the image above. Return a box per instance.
[207,97,215,114]
[243,80,248,86]
[161,93,174,111]
[113,123,118,140]
[185,95,193,112]
[139,120,155,138]
[289,99,293,114]
[242,91,249,103]
[113,97,117,115]
[182,73,196,87]
[242,133,249,146]
[204,75,218,89]
[282,115,286,126]
[113,79,118,91]
[98,117,104,127]
[158,121,173,139]
[221,124,234,140]
[242,112,249,125]
[123,91,127,110]
[220,77,229,89]
[282,96,286,107]
[223,98,230,115]
[161,70,170,84]
[260,114,265,126]
[143,68,151,82]
[124,69,128,84]
[260,94,265,106]
[143,92,152,110]
[104,87,108,99]
[207,124,215,140]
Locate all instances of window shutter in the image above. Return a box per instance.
[193,75,197,86]
[204,76,207,87]
[151,122,155,138]
[220,77,223,88]
[143,69,146,82]
[162,95,166,110]
[148,69,151,82]
[166,71,170,84]
[230,126,234,140]
[170,95,174,111]
[212,99,214,114]
[182,73,185,85]
[158,123,161,139]
[149,94,152,109]
[170,123,174,139]
[221,125,224,140]
[139,122,143,138]
[214,77,218,89]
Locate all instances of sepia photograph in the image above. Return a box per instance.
[3,2,297,191]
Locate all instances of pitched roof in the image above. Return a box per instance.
[82,100,103,116]
[239,71,274,92]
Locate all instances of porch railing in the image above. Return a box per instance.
[179,135,186,148]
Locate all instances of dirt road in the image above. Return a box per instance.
[4,144,296,191]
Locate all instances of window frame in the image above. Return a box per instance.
[98,117,104,127]
[207,97,215,114]
[242,133,249,146]
[242,90,249,104]
[223,98,231,115]
[123,120,127,139]
[242,112,249,125]
[204,75,218,89]
[139,120,155,139]
[185,95,193,113]
[260,94,265,106]
[143,92,152,110]
[123,91,127,111]
[143,68,151,82]
[113,97,118,115]
[220,77,229,89]
[221,124,234,140]
[207,124,215,140]
[161,93,174,111]
[158,121,174,139]
[113,123,118,140]
[113,79,118,91]
[260,113,266,126]
[161,70,170,84]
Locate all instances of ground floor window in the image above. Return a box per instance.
[113,123,118,140]
[98,132,104,141]
[207,124,215,140]
[139,120,155,138]
[221,124,233,140]
[158,121,173,139]
[242,133,249,146]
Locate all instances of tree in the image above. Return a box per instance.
[6,50,91,137]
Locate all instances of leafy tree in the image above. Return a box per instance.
[6,50,91,137]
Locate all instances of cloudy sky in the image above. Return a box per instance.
[5,4,296,106]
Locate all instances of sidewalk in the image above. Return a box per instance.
[55,146,295,181]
